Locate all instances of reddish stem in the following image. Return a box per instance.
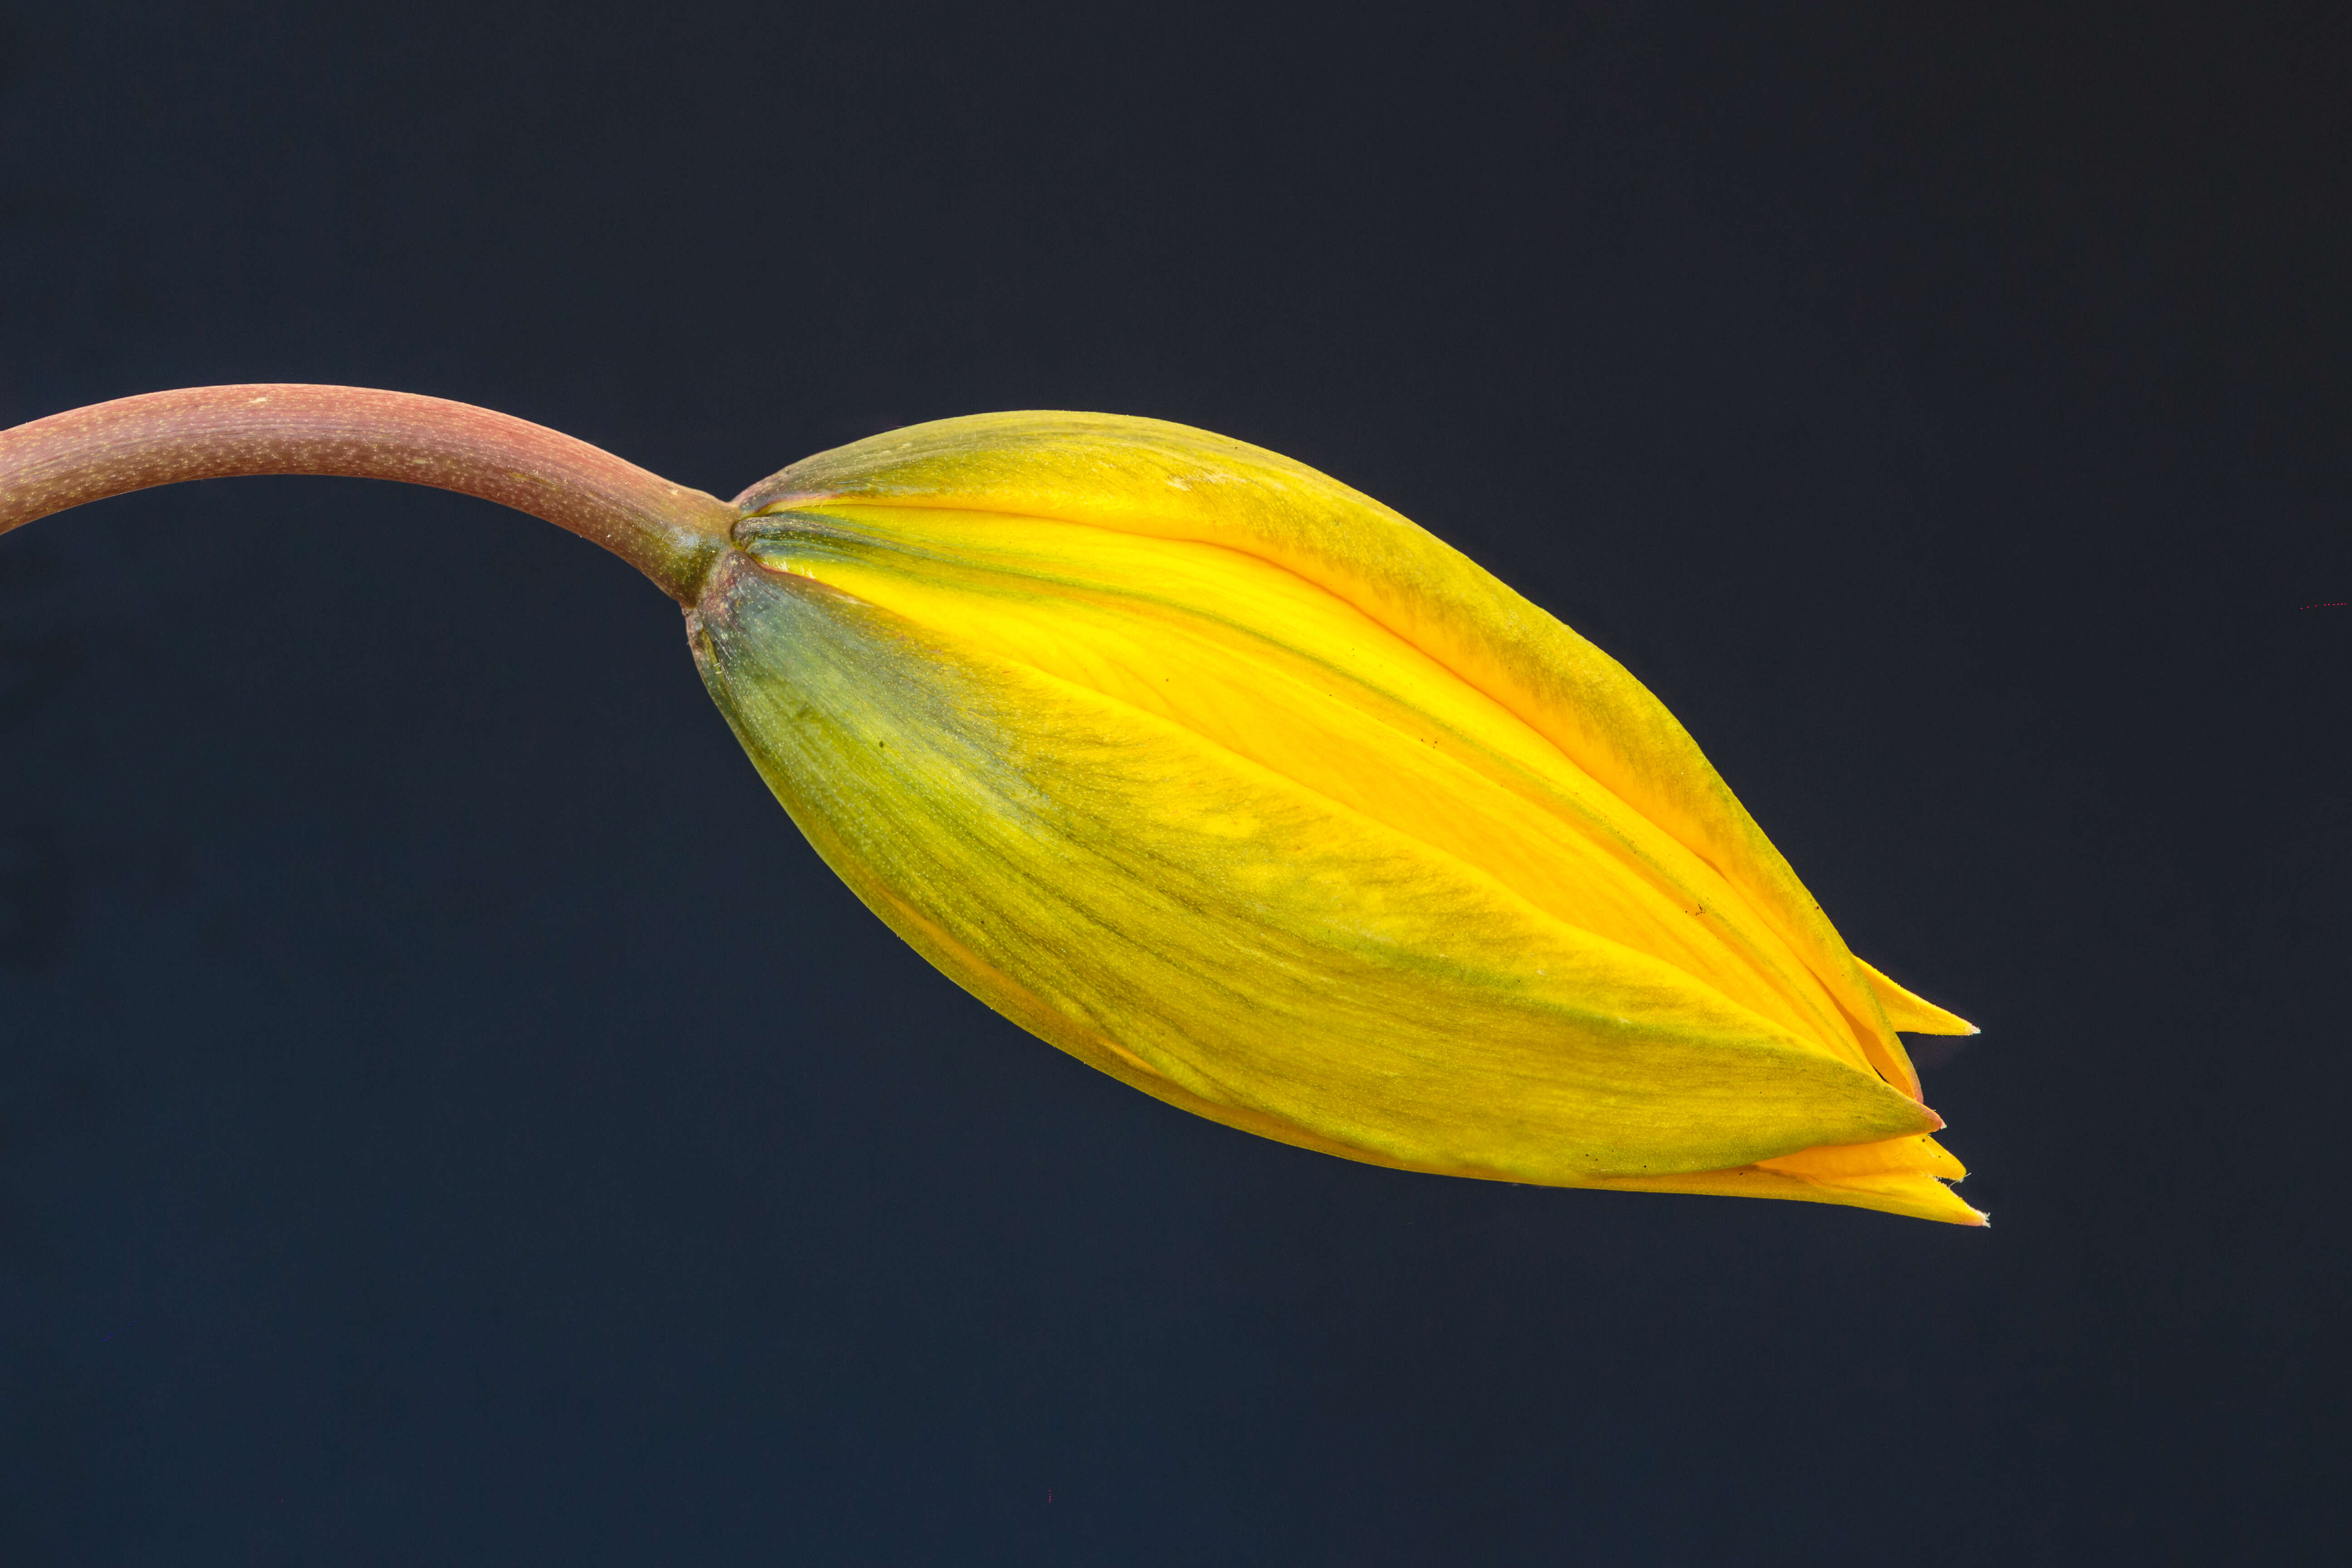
[0,385,736,603]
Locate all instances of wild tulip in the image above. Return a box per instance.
[0,386,1981,1224]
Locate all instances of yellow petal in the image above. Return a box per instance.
[691,550,1940,1183]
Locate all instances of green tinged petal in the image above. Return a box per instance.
[691,552,1935,1184]
[689,412,1976,1220]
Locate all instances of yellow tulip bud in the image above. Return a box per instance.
[695,412,1982,1225]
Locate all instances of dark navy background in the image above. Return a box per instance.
[3,3,2346,1562]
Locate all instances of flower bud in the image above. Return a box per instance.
[691,413,1981,1224]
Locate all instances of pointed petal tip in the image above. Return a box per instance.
[1901,1180,1989,1227]
[1857,958,1977,1036]
[1941,1186,1990,1227]
[1925,1179,1989,1227]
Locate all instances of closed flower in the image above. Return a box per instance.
[694,412,1981,1225]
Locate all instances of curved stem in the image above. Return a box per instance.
[0,385,736,604]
